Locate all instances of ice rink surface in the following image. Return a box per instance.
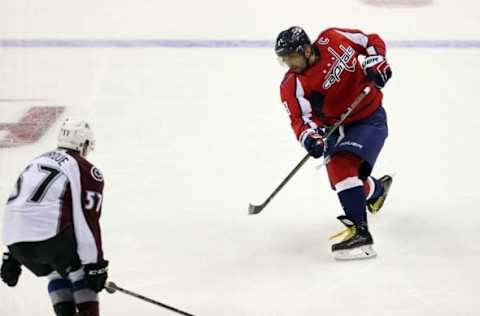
[1,1,480,315]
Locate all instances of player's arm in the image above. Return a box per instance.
[68,158,108,292]
[329,28,392,88]
[327,27,387,57]
[280,76,324,158]
[70,161,105,264]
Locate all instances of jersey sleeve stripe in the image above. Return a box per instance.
[335,30,368,47]
[296,78,318,131]
[68,157,99,264]
[366,46,377,55]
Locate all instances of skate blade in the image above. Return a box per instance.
[333,245,377,260]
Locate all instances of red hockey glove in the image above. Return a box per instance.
[362,55,392,88]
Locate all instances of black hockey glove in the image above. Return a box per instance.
[1,252,22,287]
[362,55,392,88]
[304,132,325,158]
[84,260,109,292]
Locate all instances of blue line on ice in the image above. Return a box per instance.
[0,39,479,48]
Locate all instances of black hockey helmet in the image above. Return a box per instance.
[275,26,311,56]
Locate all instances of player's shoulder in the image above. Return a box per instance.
[313,27,345,45]
[280,71,300,97]
[318,27,338,36]
[65,150,104,183]
[280,70,296,87]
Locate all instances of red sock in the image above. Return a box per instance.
[76,302,99,316]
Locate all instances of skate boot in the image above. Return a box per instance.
[367,175,393,214]
[330,215,376,260]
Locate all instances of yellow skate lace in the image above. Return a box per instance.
[329,227,355,241]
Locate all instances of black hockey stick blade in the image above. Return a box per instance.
[248,202,267,215]
[248,153,311,216]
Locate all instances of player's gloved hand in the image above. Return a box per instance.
[362,55,392,88]
[304,132,325,158]
[84,260,109,292]
[1,252,22,287]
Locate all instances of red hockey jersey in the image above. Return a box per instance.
[280,27,387,146]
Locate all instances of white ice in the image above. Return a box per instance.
[1,1,480,315]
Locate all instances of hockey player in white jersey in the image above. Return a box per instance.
[1,119,108,316]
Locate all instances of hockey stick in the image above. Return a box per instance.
[105,281,195,316]
[248,85,372,215]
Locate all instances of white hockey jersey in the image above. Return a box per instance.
[3,149,105,264]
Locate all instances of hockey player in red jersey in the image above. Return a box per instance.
[1,119,108,315]
[276,26,393,260]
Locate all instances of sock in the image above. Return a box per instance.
[47,272,75,316]
[68,268,99,316]
[327,152,368,224]
[363,176,384,202]
[77,302,99,316]
[336,179,368,223]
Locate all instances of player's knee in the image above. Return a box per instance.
[327,153,363,190]
[48,273,74,310]
[68,268,99,315]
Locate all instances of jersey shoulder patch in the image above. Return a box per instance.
[67,151,104,184]
[90,166,104,182]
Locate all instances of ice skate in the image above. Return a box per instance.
[330,216,377,260]
[367,175,393,214]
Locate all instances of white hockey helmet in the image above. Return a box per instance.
[57,118,95,156]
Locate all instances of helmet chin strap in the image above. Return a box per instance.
[80,142,90,157]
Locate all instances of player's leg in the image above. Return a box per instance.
[326,152,375,259]
[68,268,99,316]
[327,152,367,223]
[327,106,390,211]
[364,173,393,213]
[45,228,99,316]
[7,242,54,277]
[328,161,385,206]
[324,106,388,259]
[8,241,75,315]
[47,271,76,316]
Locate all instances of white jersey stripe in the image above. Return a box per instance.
[366,176,376,200]
[69,157,99,265]
[366,46,377,55]
[335,30,368,48]
[335,176,364,193]
[295,77,318,134]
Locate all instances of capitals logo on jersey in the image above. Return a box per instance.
[322,44,357,89]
